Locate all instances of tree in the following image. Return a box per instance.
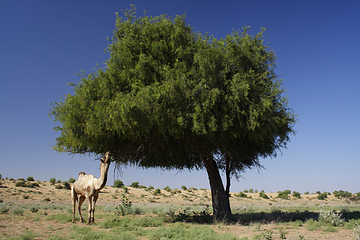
[50,6,296,220]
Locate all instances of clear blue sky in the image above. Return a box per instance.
[1,0,359,194]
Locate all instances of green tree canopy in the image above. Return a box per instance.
[50,6,296,220]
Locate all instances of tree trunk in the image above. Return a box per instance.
[225,159,231,198]
[202,155,232,221]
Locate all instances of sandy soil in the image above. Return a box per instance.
[0,179,359,239]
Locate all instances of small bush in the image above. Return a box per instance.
[292,191,301,199]
[0,203,9,214]
[317,192,328,200]
[236,192,247,198]
[259,190,269,199]
[171,189,181,194]
[164,186,172,192]
[333,190,352,199]
[63,181,71,190]
[146,186,154,191]
[130,182,139,188]
[277,190,291,199]
[15,181,39,188]
[55,184,63,189]
[248,188,254,193]
[153,188,161,195]
[181,185,187,190]
[115,194,132,216]
[50,178,56,184]
[113,180,124,188]
[319,209,344,226]
[15,181,27,187]
[68,178,76,183]
[26,176,34,181]
[243,189,248,193]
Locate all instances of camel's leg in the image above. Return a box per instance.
[78,196,86,223]
[91,193,99,223]
[87,196,93,225]
[71,187,78,223]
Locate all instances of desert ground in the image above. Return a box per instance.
[0,178,359,239]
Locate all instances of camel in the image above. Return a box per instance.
[71,152,111,224]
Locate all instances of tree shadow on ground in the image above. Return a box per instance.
[169,210,360,225]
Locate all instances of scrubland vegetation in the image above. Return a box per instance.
[1,176,360,239]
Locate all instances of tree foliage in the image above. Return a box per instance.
[50,5,296,220]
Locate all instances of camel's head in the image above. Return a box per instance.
[100,151,111,164]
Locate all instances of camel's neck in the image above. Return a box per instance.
[94,162,110,191]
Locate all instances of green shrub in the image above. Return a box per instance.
[26,176,34,181]
[68,178,76,183]
[292,191,301,199]
[243,189,248,193]
[317,192,328,200]
[50,178,56,184]
[55,184,63,189]
[15,180,26,187]
[236,192,247,198]
[164,186,172,192]
[248,188,254,193]
[146,186,154,191]
[181,185,187,190]
[171,189,181,194]
[259,190,269,199]
[113,180,124,188]
[319,209,344,226]
[130,182,139,188]
[0,203,9,214]
[153,188,161,195]
[15,180,39,188]
[115,194,132,216]
[62,181,71,190]
[333,190,352,199]
[277,190,291,199]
